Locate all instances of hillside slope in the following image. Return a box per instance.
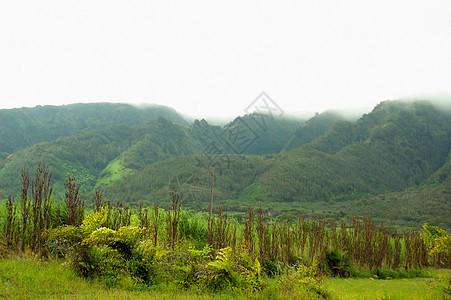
[0,118,204,197]
[1,100,450,229]
[0,113,303,198]
[366,150,451,229]
[0,102,188,154]
[101,100,451,229]
[283,110,348,151]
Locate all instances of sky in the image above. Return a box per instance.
[0,0,450,118]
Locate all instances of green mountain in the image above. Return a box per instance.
[216,114,302,155]
[0,118,204,197]
[0,109,303,198]
[283,110,348,151]
[0,99,450,230]
[365,150,451,229]
[99,100,451,229]
[0,102,188,154]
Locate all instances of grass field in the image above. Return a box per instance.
[1,257,448,299]
[0,257,236,299]
[323,277,444,300]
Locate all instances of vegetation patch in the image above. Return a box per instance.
[96,157,131,188]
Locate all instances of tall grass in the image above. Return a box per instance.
[1,197,448,271]
[0,166,450,299]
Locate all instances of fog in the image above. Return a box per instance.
[1,1,449,117]
[398,92,451,111]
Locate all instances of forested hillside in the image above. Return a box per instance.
[0,118,206,196]
[0,100,450,230]
[366,150,451,229]
[0,106,302,198]
[283,110,348,151]
[0,102,188,154]
[102,100,451,229]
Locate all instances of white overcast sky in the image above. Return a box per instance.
[0,0,450,118]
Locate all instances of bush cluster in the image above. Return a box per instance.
[47,208,262,293]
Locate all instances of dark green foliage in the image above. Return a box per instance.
[0,120,206,198]
[237,114,301,155]
[46,225,85,258]
[348,267,427,279]
[102,100,451,230]
[323,248,351,277]
[0,103,187,154]
[284,110,348,151]
[262,259,285,278]
[178,210,208,249]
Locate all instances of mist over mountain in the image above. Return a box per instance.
[0,102,188,154]
[0,99,450,230]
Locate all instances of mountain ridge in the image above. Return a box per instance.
[0,102,188,154]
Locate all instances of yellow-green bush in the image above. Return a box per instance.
[196,246,262,293]
[277,258,330,299]
[422,223,451,257]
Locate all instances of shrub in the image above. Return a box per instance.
[179,244,213,288]
[277,258,330,299]
[427,272,451,298]
[348,267,426,279]
[422,223,451,268]
[196,246,262,293]
[46,225,84,257]
[348,267,374,278]
[323,248,351,277]
[81,226,150,282]
[80,208,109,235]
[262,259,285,278]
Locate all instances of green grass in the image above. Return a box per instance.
[323,274,447,300]
[0,257,240,299]
[1,257,449,299]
